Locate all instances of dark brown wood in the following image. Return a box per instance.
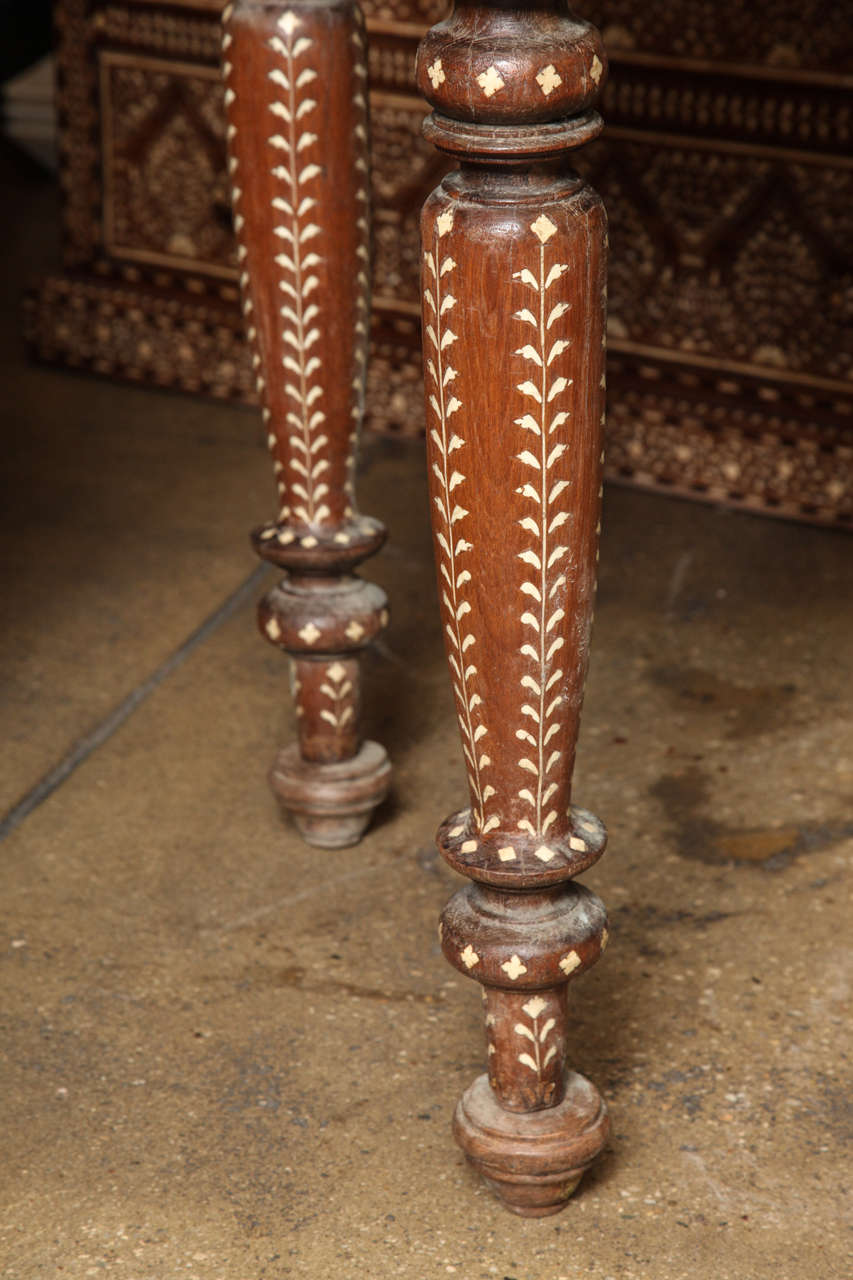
[221,0,390,847]
[417,0,611,1214]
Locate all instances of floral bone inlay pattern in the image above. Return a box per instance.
[425,207,497,834]
[319,662,354,730]
[266,12,330,526]
[536,64,562,97]
[427,58,445,89]
[515,995,559,1078]
[511,214,573,839]
[559,949,581,975]
[501,954,528,980]
[477,65,505,97]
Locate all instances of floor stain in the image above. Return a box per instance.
[209,963,446,1005]
[611,902,742,930]
[650,766,853,869]
[715,827,801,862]
[651,665,797,739]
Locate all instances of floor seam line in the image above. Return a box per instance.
[0,562,269,843]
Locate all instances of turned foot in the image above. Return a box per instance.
[455,1071,609,1216]
[271,738,390,847]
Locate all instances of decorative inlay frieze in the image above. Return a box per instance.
[265,13,330,526]
[424,206,497,835]
[511,213,573,839]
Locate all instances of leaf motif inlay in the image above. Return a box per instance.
[263,14,328,525]
[511,218,574,836]
[424,208,496,833]
[318,661,355,730]
[515,995,559,1078]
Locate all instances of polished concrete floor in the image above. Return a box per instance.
[2,150,851,1279]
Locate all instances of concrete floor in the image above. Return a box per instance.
[1,149,851,1280]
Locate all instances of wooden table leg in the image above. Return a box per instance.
[416,0,610,1214]
[221,0,390,847]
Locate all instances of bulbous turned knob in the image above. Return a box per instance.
[415,0,607,126]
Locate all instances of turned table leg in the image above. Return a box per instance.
[221,0,390,847]
[416,1,610,1214]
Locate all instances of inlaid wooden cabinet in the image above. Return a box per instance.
[27,0,853,526]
